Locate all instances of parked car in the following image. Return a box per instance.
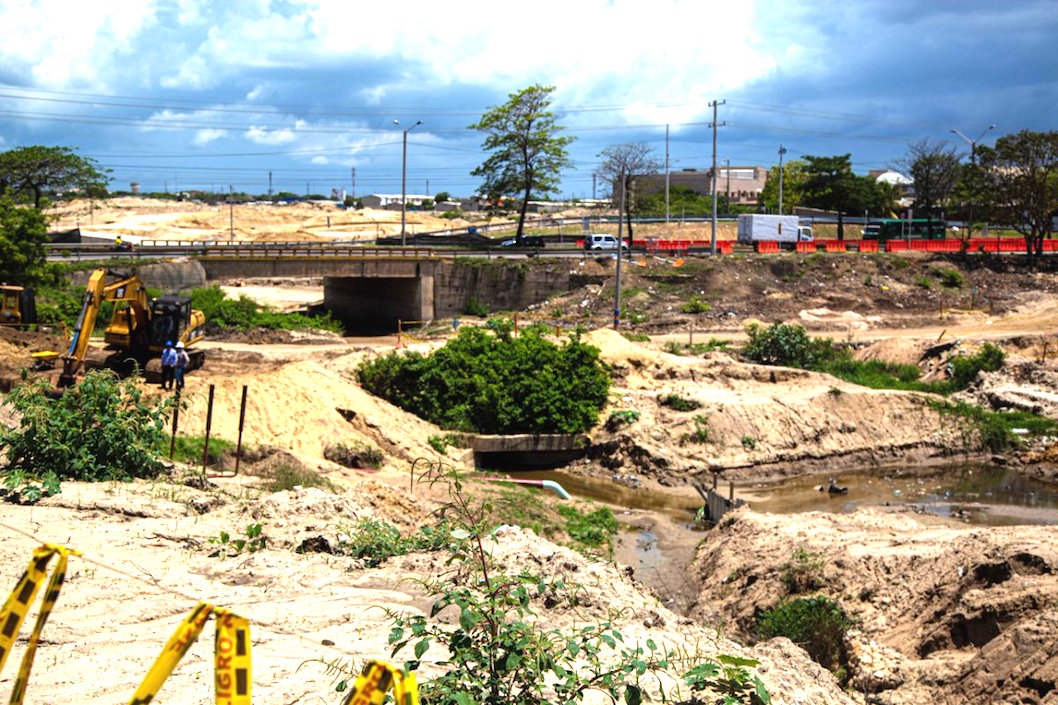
[583,234,628,251]
[500,236,545,247]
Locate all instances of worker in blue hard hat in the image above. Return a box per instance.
[161,340,177,390]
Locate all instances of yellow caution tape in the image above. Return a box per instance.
[0,543,79,705]
[128,601,253,705]
[342,660,418,705]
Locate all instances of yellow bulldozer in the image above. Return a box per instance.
[59,268,206,386]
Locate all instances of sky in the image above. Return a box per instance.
[0,0,1055,200]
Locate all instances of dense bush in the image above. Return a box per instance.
[1,371,173,501]
[756,596,853,673]
[356,327,611,434]
[190,285,342,333]
[743,322,835,369]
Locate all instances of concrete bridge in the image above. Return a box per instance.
[194,253,605,331]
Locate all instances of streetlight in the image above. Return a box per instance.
[777,145,787,214]
[950,125,995,238]
[397,119,422,247]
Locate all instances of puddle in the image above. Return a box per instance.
[510,469,701,522]
[739,464,1058,526]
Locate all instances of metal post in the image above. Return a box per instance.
[614,168,625,328]
[400,119,422,247]
[228,185,233,240]
[709,100,725,255]
[234,385,248,476]
[665,124,670,223]
[168,390,181,460]
[202,384,215,477]
[778,145,786,214]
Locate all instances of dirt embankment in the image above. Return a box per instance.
[577,329,972,486]
[690,507,1058,704]
[0,478,855,705]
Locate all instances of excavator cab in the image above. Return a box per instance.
[0,285,36,327]
[148,296,205,349]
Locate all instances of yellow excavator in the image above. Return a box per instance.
[0,284,36,327]
[59,268,206,386]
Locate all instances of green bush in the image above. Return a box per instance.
[743,322,835,369]
[949,342,1004,389]
[933,267,965,289]
[324,441,384,469]
[190,285,342,333]
[337,518,409,567]
[1,371,174,502]
[780,547,825,593]
[659,394,700,412]
[464,296,489,317]
[356,327,610,434]
[680,295,712,314]
[756,596,853,673]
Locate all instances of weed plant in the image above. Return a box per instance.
[756,596,853,675]
[659,394,701,412]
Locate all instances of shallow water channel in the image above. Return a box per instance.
[515,463,1058,527]
[503,463,1058,612]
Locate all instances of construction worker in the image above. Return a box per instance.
[175,341,190,390]
[161,341,176,389]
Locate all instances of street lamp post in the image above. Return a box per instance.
[777,145,786,214]
[950,125,995,239]
[397,119,422,247]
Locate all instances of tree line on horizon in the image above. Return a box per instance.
[0,90,1056,261]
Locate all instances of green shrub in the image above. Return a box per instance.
[464,296,489,317]
[356,327,610,434]
[915,275,934,289]
[756,596,853,673]
[680,295,712,314]
[933,267,965,289]
[163,435,235,467]
[606,409,640,431]
[930,400,1058,453]
[780,547,825,593]
[621,332,650,342]
[209,523,266,556]
[949,342,1004,389]
[683,415,711,444]
[741,435,757,450]
[337,518,409,567]
[1,371,174,502]
[743,322,835,369]
[190,285,342,333]
[659,394,700,412]
[264,463,335,492]
[324,441,384,469]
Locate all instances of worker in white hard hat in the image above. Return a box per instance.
[175,341,190,390]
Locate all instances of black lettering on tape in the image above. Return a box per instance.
[16,579,35,605]
[236,629,247,656]
[32,554,49,572]
[3,612,20,638]
[236,668,248,695]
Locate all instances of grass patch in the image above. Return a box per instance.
[680,295,712,314]
[191,284,342,333]
[163,435,236,467]
[621,332,651,342]
[324,441,384,469]
[756,596,854,674]
[262,463,335,492]
[659,393,701,412]
[556,504,618,554]
[931,400,1058,452]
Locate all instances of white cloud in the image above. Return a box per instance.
[245,126,296,144]
[193,128,224,144]
[311,155,329,164]
[0,0,157,87]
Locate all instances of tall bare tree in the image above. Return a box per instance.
[596,142,661,244]
[900,138,961,219]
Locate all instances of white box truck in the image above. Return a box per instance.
[737,214,811,243]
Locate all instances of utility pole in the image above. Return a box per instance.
[724,158,730,210]
[399,119,423,246]
[950,125,996,239]
[268,171,273,197]
[614,167,626,328]
[709,100,726,255]
[351,167,356,199]
[778,145,787,214]
[228,185,234,240]
[665,123,670,223]
[426,179,430,196]
[592,172,596,200]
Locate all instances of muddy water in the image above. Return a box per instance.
[504,463,1058,613]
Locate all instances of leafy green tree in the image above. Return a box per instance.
[759,159,809,214]
[801,155,859,239]
[0,196,50,285]
[975,130,1058,259]
[469,85,574,242]
[902,138,961,219]
[433,191,451,203]
[0,146,109,209]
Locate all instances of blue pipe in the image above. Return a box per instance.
[480,476,572,500]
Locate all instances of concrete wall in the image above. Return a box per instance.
[324,276,427,331]
[431,261,576,319]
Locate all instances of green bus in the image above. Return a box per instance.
[863,218,947,241]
